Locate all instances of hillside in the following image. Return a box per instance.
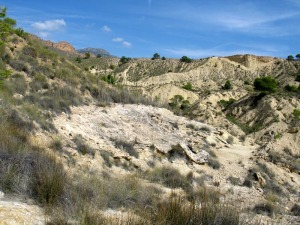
[0,10,300,225]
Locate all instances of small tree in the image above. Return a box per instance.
[180,56,192,63]
[120,56,131,64]
[162,56,166,60]
[152,53,160,60]
[287,55,294,61]
[96,54,102,58]
[84,52,91,59]
[296,54,300,60]
[254,76,277,93]
[222,80,232,90]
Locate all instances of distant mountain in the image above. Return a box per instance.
[77,48,114,58]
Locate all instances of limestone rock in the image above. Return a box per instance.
[254,172,266,187]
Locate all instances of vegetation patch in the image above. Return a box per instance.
[73,134,95,156]
[226,114,262,134]
[113,138,139,158]
[253,76,278,93]
[182,82,193,91]
[145,166,192,191]
[218,98,235,110]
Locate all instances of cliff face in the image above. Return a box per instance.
[29,35,77,54]
[43,40,76,54]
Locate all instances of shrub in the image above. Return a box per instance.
[146,166,192,190]
[287,55,294,61]
[293,109,300,120]
[14,28,25,37]
[50,138,63,151]
[242,178,253,188]
[168,144,187,160]
[222,80,232,90]
[100,151,113,168]
[0,69,11,80]
[284,84,298,92]
[169,95,191,113]
[207,158,221,170]
[101,74,115,85]
[32,153,66,205]
[228,176,240,185]
[182,82,192,91]
[152,53,160,60]
[291,204,300,216]
[84,52,90,59]
[253,201,279,217]
[218,98,235,109]
[253,76,277,93]
[9,59,29,73]
[114,139,139,158]
[22,46,37,58]
[295,74,300,82]
[30,73,49,91]
[187,187,221,203]
[151,196,239,225]
[26,85,82,113]
[73,134,95,156]
[120,56,131,64]
[244,80,250,85]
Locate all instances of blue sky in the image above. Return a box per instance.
[1,0,300,58]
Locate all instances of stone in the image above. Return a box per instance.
[254,172,266,187]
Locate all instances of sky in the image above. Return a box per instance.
[1,0,300,58]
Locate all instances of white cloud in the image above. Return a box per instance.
[32,19,66,31]
[112,37,124,42]
[122,41,132,47]
[38,32,49,39]
[102,25,111,32]
[112,37,131,47]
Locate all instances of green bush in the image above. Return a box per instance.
[293,109,300,120]
[119,56,131,64]
[253,76,277,93]
[180,56,192,63]
[101,74,115,85]
[182,82,192,91]
[284,84,299,92]
[169,95,191,113]
[222,80,232,90]
[218,98,235,109]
